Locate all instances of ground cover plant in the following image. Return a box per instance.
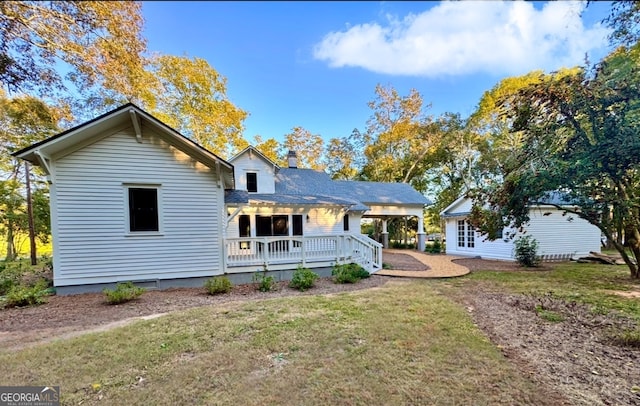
[288,266,318,291]
[204,276,233,295]
[332,263,370,284]
[103,282,146,305]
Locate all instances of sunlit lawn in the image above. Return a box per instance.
[0,280,548,405]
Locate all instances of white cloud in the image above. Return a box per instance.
[313,1,611,77]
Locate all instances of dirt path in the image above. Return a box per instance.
[377,249,470,277]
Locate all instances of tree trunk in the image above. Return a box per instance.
[25,162,37,265]
[5,225,16,261]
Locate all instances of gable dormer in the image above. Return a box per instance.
[228,146,279,193]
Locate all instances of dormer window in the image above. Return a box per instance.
[246,172,257,193]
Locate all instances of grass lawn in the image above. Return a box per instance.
[0,280,548,405]
[448,262,640,321]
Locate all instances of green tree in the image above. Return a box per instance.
[140,55,248,158]
[361,84,440,193]
[251,135,283,166]
[0,1,147,101]
[469,47,640,278]
[325,130,363,180]
[281,126,325,170]
[0,91,59,260]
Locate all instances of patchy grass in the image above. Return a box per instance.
[443,262,640,321]
[0,281,549,405]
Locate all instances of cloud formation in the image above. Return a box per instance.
[313,1,611,77]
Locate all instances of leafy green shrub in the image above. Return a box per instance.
[204,276,233,295]
[289,266,318,291]
[332,263,370,284]
[0,261,26,295]
[253,270,275,292]
[514,236,541,267]
[3,280,48,308]
[426,239,442,254]
[103,281,146,305]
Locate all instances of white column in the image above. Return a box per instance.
[417,214,426,252]
[381,218,389,249]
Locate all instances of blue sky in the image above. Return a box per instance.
[142,1,614,144]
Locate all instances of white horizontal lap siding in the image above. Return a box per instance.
[526,208,601,257]
[444,217,514,260]
[307,207,344,234]
[53,129,223,286]
[232,153,276,193]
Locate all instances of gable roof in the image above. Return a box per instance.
[229,145,279,168]
[441,192,580,218]
[13,103,235,188]
[274,168,431,210]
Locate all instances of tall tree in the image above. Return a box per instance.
[0,1,147,101]
[469,47,640,278]
[281,126,325,170]
[362,84,440,193]
[141,55,248,158]
[252,135,284,166]
[325,129,366,180]
[0,90,59,260]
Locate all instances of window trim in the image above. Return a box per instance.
[246,172,257,193]
[123,184,163,236]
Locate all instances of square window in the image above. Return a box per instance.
[246,172,257,193]
[129,188,158,232]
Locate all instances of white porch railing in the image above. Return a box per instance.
[225,234,383,273]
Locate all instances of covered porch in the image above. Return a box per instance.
[363,204,427,251]
[224,234,383,274]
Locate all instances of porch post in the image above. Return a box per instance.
[417,214,426,252]
[382,218,389,249]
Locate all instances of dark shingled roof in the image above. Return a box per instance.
[274,168,430,209]
[225,167,431,210]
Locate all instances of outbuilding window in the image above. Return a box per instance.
[128,188,159,232]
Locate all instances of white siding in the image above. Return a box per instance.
[444,217,514,260]
[231,151,277,193]
[51,128,224,286]
[444,206,601,260]
[527,206,601,258]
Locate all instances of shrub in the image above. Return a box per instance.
[332,263,370,284]
[426,239,442,254]
[0,261,26,295]
[3,280,48,308]
[289,266,318,291]
[514,236,541,267]
[103,281,146,305]
[204,276,233,295]
[253,270,275,292]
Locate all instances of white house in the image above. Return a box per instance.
[15,104,430,294]
[441,195,601,261]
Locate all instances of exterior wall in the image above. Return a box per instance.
[226,206,348,238]
[527,206,601,258]
[444,217,514,260]
[51,128,225,287]
[444,206,601,260]
[231,151,276,193]
[364,204,423,217]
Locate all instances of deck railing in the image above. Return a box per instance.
[225,234,382,273]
